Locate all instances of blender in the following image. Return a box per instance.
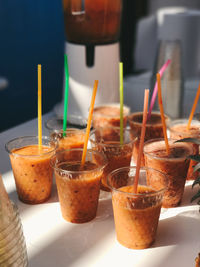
[54,0,122,125]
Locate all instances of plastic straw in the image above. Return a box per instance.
[119,62,124,145]
[147,59,171,120]
[187,82,200,130]
[133,89,149,193]
[38,64,42,149]
[63,54,69,136]
[81,80,98,167]
[157,73,170,155]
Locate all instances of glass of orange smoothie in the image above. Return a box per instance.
[89,127,137,192]
[107,166,166,249]
[128,112,169,166]
[167,118,200,180]
[51,149,107,223]
[51,129,86,152]
[5,136,57,204]
[92,103,130,139]
[144,138,193,208]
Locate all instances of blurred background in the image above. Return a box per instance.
[1,0,200,131]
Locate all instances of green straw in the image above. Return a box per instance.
[119,62,124,145]
[63,54,69,136]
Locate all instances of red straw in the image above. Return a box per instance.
[133,89,149,193]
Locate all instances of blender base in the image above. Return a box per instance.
[54,42,120,125]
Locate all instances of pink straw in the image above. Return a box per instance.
[147,59,171,120]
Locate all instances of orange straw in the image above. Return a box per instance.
[133,89,149,193]
[38,64,42,149]
[157,73,169,155]
[187,82,200,130]
[81,80,98,166]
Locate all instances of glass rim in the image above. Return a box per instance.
[89,127,138,147]
[167,118,200,137]
[45,116,87,131]
[51,128,86,135]
[107,166,167,196]
[5,135,58,157]
[50,148,107,175]
[93,103,130,118]
[143,138,193,160]
[128,111,169,126]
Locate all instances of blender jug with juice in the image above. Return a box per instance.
[55,0,122,125]
[63,0,122,45]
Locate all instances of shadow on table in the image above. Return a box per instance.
[148,210,200,267]
[179,181,198,208]
[154,210,200,248]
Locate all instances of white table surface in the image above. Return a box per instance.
[1,112,200,267]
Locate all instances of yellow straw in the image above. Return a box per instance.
[119,62,124,145]
[38,64,42,149]
[133,89,149,193]
[81,80,98,166]
[187,82,200,130]
[157,73,169,155]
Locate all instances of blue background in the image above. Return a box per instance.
[0,0,65,131]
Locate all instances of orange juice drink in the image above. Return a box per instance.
[144,138,193,208]
[128,112,169,166]
[51,129,86,151]
[5,136,57,204]
[92,103,130,128]
[167,118,200,180]
[89,127,137,191]
[107,166,166,249]
[51,149,107,223]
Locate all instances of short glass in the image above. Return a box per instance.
[144,138,193,208]
[50,129,86,152]
[51,149,107,223]
[5,136,57,204]
[92,103,130,129]
[45,116,87,133]
[107,166,167,249]
[167,118,200,180]
[89,127,137,191]
[128,111,169,166]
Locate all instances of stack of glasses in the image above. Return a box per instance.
[0,174,28,266]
